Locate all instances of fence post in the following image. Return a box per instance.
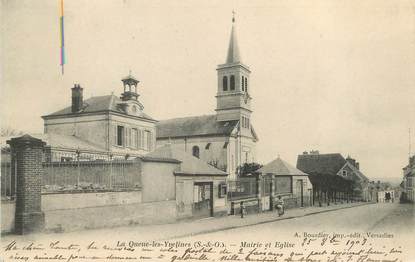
[257,175,262,212]
[270,175,275,211]
[7,135,46,234]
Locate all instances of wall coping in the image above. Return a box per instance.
[7,134,46,148]
[41,188,142,195]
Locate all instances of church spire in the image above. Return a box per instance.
[226,11,241,64]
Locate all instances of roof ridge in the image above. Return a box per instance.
[158,114,216,122]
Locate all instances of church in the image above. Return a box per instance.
[156,17,258,180]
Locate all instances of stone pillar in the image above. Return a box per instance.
[257,175,262,212]
[270,175,275,211]
[7,135,46,234]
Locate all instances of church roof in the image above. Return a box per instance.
[258,157,309,176]
[156,115,239,139]
[43,95,155,121]
[226,21,241,64]
[296,153,347,176]
[144,144,227,176]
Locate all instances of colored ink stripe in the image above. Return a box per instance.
[60,0,65,74]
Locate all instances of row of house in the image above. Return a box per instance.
[401,155,415,202]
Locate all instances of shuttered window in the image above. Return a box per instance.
[117,126,124,146]
[112,125,117,146]
[131,128,138,148]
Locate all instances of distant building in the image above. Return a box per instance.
[156,18,258,180]
[402,155,415,202]
[296,152,371,201]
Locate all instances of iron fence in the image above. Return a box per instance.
[42,151,141,193]
[1,161,15,201]
[227,178,258,200]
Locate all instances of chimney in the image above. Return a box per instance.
[346,156,356,167]
[71,84,83,113]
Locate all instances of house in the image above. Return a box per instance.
[402,155,415,202]
[41,75,157,161]
[296,151,371,202]
[257,157,313,210]
[156,17,258,180]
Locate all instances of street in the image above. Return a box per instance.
[1,203,414,261]
[179,203,414,241]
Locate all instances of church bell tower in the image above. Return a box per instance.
[216,14,252,126]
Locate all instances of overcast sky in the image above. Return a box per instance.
[1,0,415,180]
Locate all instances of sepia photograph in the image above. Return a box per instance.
[1,0,414,261]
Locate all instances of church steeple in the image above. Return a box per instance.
[216,12,252,123]
[226,13,241,64]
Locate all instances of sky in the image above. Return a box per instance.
[1,0,415,180]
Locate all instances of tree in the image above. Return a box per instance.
[1,126,24,137]
[238,162,263,176]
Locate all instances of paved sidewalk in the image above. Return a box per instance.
[0,201,373,243]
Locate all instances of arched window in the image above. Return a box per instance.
[192,146,200,158]
[230,75,235,90]
[245,77,248,93]
[222,76,228,91]
[241,76,245,91]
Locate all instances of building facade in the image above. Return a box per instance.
[42,75,157,160]
[296,151,371,201]
[402,155,415,202]
[156,18,258,180]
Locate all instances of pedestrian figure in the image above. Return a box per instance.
[275,196,284,216]
[240,201,246,218]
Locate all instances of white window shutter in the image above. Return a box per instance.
[112,125,117,146]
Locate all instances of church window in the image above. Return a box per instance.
[205,143,211,150]
[192,146,200,158]
[117,125,124,146]
[223,76,228,91]
[241,76,245,91]
[245,78,248,93]
[230,75,235,90]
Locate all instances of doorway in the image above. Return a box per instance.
[296,180,304,207]
[193,182,213,218]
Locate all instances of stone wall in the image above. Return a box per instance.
[44,199,177,232]
[42,191,142,211]
[1,200,15,233]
